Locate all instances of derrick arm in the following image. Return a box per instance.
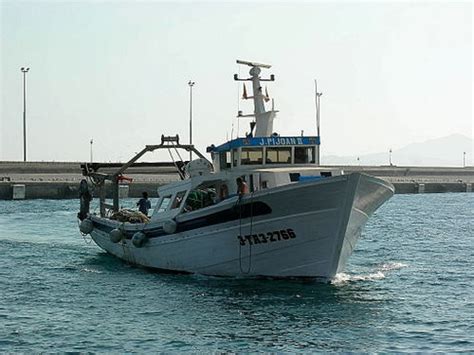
[80,134,211,216]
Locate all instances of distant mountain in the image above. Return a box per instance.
[323,134,473,167]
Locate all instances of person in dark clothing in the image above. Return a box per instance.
[137,192,152,216]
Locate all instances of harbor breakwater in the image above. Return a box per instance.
[0,161,473,200]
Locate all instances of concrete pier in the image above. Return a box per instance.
[12,184,26,200]
[0,161,473,200]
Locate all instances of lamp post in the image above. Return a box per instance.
[463,151,466,167]
[90,139,94,163]
[389,148,393,166]
[20,67,30,162]
[188,80,195,162]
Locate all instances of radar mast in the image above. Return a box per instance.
[234,60,278,137]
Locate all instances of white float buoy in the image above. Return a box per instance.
[109,228,124,243]
[79,219,94,235]
[163,220,177,234]
[132,232,147,248]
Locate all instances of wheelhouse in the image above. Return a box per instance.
[208,136,321,172]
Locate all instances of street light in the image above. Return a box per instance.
[389,148,393,166]
[463,151,466,167]
[188,80,195,162]
[20,67,30,162]
[90,139,94,163]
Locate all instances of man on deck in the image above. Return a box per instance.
[236,177,249,197]
[137,191,152,216]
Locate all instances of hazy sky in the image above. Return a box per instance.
[1,1,472,162]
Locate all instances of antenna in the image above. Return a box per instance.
[236,59,271,68]
[314,79,322,137]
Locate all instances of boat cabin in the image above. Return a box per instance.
[150,134,346,221]
[208,136,321,172]
[151,175,232,221]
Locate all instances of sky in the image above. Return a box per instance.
[0,0,472,162]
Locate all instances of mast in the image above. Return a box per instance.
[234,60,277,137]
[314,79,323,165]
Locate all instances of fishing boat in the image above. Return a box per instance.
[78,60,394,280]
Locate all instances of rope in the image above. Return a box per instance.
[167,148,185,180]
[238,191,254,274]
[120,222,137,265]
[172,143,189,179]
[77,219,93,244]
[173,143,185,163]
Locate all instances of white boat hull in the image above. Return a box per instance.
[88,173,393,280]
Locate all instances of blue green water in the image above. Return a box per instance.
[0,194,473,352]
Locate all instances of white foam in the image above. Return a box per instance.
[81,268,102,274]
[332,271,385,284]
[351,271,385,281]
[379,262,408,271]
[332,262,408,284]
[332,272,352,284]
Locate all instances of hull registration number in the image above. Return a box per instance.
[238,228,296,246]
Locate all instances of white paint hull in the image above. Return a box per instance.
[88,173,393,280]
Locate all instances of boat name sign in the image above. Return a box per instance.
[255,137,318,146]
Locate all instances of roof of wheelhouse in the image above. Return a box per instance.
[209,136,321,153]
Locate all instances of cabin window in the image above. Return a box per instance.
[241,148,263,165]
[232,149,238,167]
[266,147,292,164]
[219,152,231,170]
[171,191,187,209]
[294,146,316,164]
[157,195,172,213]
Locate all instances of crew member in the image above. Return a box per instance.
[236,177,249,197]
[137,191,152,216]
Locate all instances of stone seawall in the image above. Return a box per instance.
[0,161,473,200]
[0,181,163,200]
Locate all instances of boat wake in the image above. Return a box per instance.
[332,262,407,285]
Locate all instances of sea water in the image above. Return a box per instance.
[0,194,472,352]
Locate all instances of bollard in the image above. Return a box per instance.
[418,183,425,194]
[119,184,129,198]
[12,184,26,200]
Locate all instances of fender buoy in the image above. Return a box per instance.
[109,228,124,243]
[79,219,94,234]
[163,220,177,234]
[132,232,147,248]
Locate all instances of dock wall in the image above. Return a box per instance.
[0,162,473,200]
